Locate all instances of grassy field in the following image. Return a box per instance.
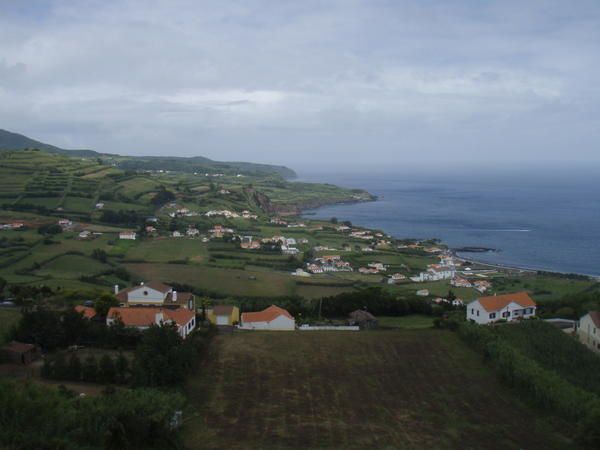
[183,330,572,450]
[0,309,21,345]
[377,314,434,329]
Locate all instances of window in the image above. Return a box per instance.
[476,310,479,317]
[143,290,148,296]
[502,311,510,318]
[489,313,496,319]
[471,308,474,315]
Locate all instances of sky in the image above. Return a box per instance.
[0,0,599,171]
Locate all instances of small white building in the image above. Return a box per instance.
[240,305,295,331]
[119,231,137,240]
[467,292,536,325]
[577,311,600,353]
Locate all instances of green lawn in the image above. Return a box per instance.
[377,314,434,329]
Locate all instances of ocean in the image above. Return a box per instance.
[299,169,600,277]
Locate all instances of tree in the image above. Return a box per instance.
[37,223,62,235]
[330,217,338,224]
[95,294,119,317]
[92,248,108,263]
[52,353,68,380]
[82,355,98,382]
[115,352,129,384]
[132,325,187,387]
[67,354,82,381]
[99,354,116,384]
[0,276,6,294]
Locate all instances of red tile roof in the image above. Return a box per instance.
[107,307,195,328]
[75,305,97,319]
[477,292,536,312]
[241,305,293,324]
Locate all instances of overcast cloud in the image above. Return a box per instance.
[0,0,599,170]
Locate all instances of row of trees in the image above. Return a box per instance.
[456,320,600,447]
[42,352,130,385]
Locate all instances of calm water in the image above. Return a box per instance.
[300,170,600,276]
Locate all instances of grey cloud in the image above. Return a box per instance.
[0,0,599,169]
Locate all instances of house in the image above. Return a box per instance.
[95,202,104,209]
[411,265,455,282]
[1,341,40,365]
[416,289,430,297]
[368,262,386,272]
[186,228,200,237]
[347,310,378,329]
[106,307,196,338]
[78,230,91,240]
[119,231,137,240]
[466,292,536,325]
[114,282,195,310]
[172,230,183,237]
[291,268,311,277]
[240,305,295,331]
[388,273,407,284]
[577,311,600,353]
[451,276,472,288]
[206,305,240,326]
[473,280,493,293]
[58,219,73,229]
[281,245,300,255]
[75,305,97,320]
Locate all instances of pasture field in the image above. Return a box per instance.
[35,254,110,279]
[183,330,572,450]
[124,263,296,297]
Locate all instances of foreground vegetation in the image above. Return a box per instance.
[451,319,600,448]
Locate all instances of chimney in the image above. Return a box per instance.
[114,284,119,295]
[172,291,177,302]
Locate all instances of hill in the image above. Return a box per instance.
[0,128,296,178]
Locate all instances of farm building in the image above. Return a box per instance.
[114,281,195,310]
[106,307,196,338]
[206,305,240,326]
[577,311,600,353]
[467,292,536,325]
[240,305,295,331]
[348,310,378,329]
[1,341,40,365]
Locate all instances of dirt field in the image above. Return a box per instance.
[183,329,573,450]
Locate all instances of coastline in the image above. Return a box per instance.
[301,193,598,281]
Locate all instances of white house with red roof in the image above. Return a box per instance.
[114,282,195,310]
[239,305,295,331]
[467,292,536,325]
[577,311,600,353]
[106,307,196,338]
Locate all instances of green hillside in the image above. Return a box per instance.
[0,128,296,178]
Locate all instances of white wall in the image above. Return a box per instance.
[241,314,295,331]
[466,300,536,325]
[127,286,168,304]
[578,314,600,353]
